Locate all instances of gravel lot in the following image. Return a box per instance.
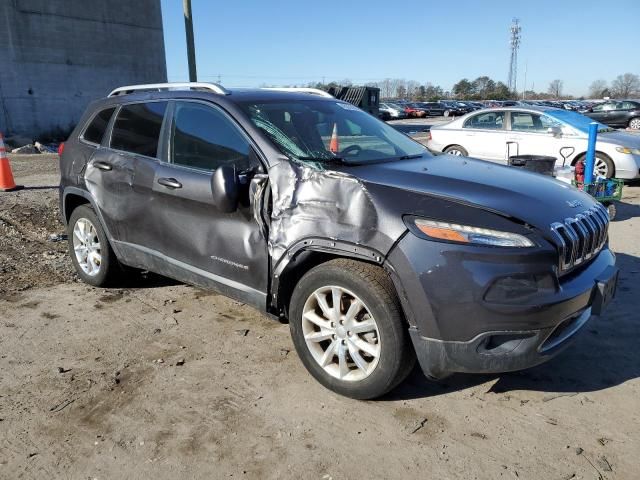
[1,154,639,479]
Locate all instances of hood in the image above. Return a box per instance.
[343,155,598,231]
[597,130,640,146]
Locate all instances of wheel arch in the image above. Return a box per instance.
[571,150,615,176]
[270,239,391,320]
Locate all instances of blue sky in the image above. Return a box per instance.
[160,0,639,96]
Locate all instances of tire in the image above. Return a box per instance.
[577,153,614,179]
[443,145,468,156]
[67,205,123,287]
[289,259,415,400]
[444,110,451,117]
[606,202,617,221]
[629,117,640,130]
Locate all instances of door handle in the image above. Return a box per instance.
[157,177,182,189]
[93,161,112,171]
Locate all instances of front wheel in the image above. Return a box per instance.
[289,259,415,399]
[578,154,614,179]
[629,117,640,130]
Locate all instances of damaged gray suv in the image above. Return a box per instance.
[59,83,618,399]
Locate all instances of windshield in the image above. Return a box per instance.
[239,99,427,164]
[546,110,612,133]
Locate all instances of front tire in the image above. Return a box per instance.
[577,154,614,179]
[67,205,122,287]
[289,259,415,399]
[629,117,640,130]
[444,145,468,156]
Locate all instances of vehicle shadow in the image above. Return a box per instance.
[115,270,182,289]
[384,251,640,401]
[613,199,640,221]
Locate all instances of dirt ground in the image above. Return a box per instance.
[1,154,639,480]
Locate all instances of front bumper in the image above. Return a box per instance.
[386,232,617,379]
[409,307,594,379]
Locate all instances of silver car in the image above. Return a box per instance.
[427,106,640,179]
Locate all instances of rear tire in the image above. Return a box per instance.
[289,259,415,400]
[67,205,123,287]
[444,145,468,156]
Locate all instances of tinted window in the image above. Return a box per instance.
[82,107,115,145]
[171,102,251,171]
[621,101,638,110]
[464,111,505,129]
[111,102,168,157]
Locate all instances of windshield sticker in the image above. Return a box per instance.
[336,102,360,111]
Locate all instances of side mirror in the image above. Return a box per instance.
[547,126,562,137]
[211,165,239,213]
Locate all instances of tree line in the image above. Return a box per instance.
[302,72,640,101]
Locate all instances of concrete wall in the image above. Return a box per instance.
[0,0,167,140]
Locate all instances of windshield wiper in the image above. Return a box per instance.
[398,154,424,160]
[296,156,347,165]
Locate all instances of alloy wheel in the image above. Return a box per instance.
[72,218,102,276]
[301,286,381,382]
[594,157,609,178]
[629,118,640,130]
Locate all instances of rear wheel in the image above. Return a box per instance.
[629,117,640,130]
[67,205,123,287]
[444,145,468,156]
[289,259,415,399]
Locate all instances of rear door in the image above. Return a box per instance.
[460,111,508,161]
[608,101,636,126]
[144,100,269,305]
[85,102,168,244]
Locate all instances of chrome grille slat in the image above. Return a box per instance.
[550,205,609,273]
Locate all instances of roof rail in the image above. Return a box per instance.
[261,87,333,98]
[108,82,229,97]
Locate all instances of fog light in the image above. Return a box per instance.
[484,274,556,304]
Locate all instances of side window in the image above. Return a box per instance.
[111,102,168,157]
[464,112,505,130]
[82,107,115,145]
[171,102,251,171]
[511,112,562,132]
[621,101,637,110]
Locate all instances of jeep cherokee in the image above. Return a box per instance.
[58,83,618,399]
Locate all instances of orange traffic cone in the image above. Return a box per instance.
[329,123,339,154]
[0,133,23,192]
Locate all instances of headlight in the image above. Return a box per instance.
[615,146,640,154]
[410,218,535,247]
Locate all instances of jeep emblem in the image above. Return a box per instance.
[566,200,582,208]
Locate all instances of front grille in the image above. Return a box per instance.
[550,204,609,272]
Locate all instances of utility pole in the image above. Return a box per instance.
[183,0,197,82]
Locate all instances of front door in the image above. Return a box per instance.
[147,100,269,306]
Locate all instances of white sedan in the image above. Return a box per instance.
[427,106,640,179]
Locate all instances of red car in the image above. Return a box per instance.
[404,103,427,118]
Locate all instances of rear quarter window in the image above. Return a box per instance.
[110,102,168,158]
[81,107,116,145]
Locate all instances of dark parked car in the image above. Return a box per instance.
[437,101,467,117]
[584,100,640,130]
[417,102,446,116]
[59,83,618,399]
